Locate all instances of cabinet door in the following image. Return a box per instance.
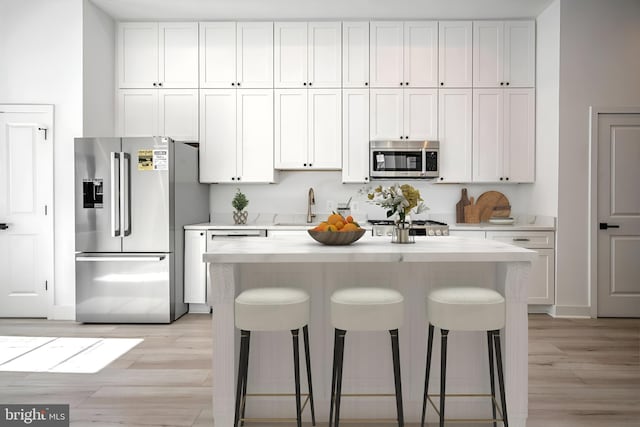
[370,21,404,88]
[528,248,555,304]
[504,21,535,87]
[438,21,472,87]
[370,89,403,140]
[184,230,206,304]
[158,22,199,88]
[473,21,504,88]
[237,22,274,88]
[118,22,158,88]
[403,21,438,88]
[274,22,308,88]
[275,89,308,168]
[342,89,370,183]
[199,89,237,183]
[117,89,158,137]
[158,89,199,142]
[199,22,237,88]
[504,88,535,182]
[404,88,438,140]
[308,22,342,88]
[473,89,503,182]
[308,89,342,169]
[438,89,472,182]
[342,22,370,88]
[237,90,275,182]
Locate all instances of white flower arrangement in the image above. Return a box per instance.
[364,184,428,223]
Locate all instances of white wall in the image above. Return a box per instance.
[83,0,115,136]
[556,0,640,315]
[0,0,83,319]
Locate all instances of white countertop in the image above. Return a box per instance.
[202,234,536,264]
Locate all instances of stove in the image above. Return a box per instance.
[368,219,450,237]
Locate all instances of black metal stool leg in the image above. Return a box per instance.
[302,325,316,426]
[421,323,435,427]
[390,329,404,427]
[493,331,509,427]
[235,330,250,427]
[487,331,497,427]
[240,331,251,426]
[329,328,340,427]
[439,329,449,427]
[292,329,302,427]
[334,329,346,427]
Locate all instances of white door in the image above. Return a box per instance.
[0,105,53,317]
[342,89,370,183]
[403,21,438,88]
[370,21,404,88]
[504,21,535,88]
[237,22,274,88]
[274,22,308,88]
[438,21,473,88]
[597,113,640,317]
[117,89,159,137]
[370,89,403,140]
[158,89,199,142]
[473,89,503,182]
[308,89,342,169]
[473,21,504,88]
[342,22,370,88]
[237,89,275,182]
[504,88,535,182]
[199,22,237,88]
[403,88,438,140]
[438,89,472,182]
[199,89,237,183]
[308,22,342,88]
[275,89,308,169]
[117,22,158,88]
[158,22,199,88]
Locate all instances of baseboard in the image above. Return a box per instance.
[188,303,211,314]
[49,305,75,321]
[550,304,592,318]
[528,304,554,315]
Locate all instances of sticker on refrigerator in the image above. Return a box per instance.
[153,149,168,170]
[137,150,153,171]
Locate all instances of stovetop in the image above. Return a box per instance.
[367,219,448,226]
[367,219,449,237]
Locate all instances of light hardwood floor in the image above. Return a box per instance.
[0,314,638,426]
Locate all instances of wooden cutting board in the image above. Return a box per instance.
[475,191,511,222]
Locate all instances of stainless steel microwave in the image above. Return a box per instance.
[370,140,440,179]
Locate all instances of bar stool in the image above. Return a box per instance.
[421,287,508,427]
[234,287,316,427]
[329,287,405,427]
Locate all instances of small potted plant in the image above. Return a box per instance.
[232,189,249,225]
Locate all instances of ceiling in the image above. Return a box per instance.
[90,0,555,21]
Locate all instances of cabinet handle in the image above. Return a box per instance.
[500,82,504,86]
[153,82,158,87]
[405,136,409,140]
[500,177,503,181]
[440,177,444,181]
[512,238,530,242]
[237,82,241,86]
[400,136,403,139]
[158,82,163,87]
[365,82,369,86]
[405,82,409,86]
[440,82,444,86]
[505,177,509,181]
[303,163,307,166]
[237,176,241,181]
[200,232,204,236]
[364,177,369,181]
[232,82,235,86]
[309,163,312,167]
[506,82,510,86]
[400,82,403,86]
[303,82,307,86]
[231,177,236,180]
[308,82,312,86]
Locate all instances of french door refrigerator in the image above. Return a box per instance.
[75,137,209,323]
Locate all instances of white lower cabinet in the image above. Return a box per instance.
[117,89,198,142]
[184,230,208,311]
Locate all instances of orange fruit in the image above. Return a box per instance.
[328,212,344,225]
[346,215,354,223]
[326,224,338,232]
[342,223,358,231]
[316,222,328,231]
[335,220,345,230]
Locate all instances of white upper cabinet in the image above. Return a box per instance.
[370,21,438,88]
[199,89,237,183]
[473,89,504,181]
[438,89,472,182]
[236,90,275,182]
[504,88,535,182]
[342,22,370,88]
[275,89,308,167]
[438,21,472,88]
[370,89,403,140]
[342,89,370,183]
[118,22,198,88]
[117,89,159,136]
[275,22,341,88]
[308,89,342,168]
[474,21,535,88]
[200,22,273,88]
[403,89,438,140]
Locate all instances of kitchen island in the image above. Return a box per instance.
[204,234,535,427]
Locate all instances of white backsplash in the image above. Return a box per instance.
[209,171,534,224]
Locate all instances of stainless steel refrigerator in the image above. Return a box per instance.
[75,137,209,323]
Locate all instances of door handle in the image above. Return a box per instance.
[76,255,166,262]
[120,152,131,236]
[599,223,620,230]
[0,223,8,230]
[110,152,121,237]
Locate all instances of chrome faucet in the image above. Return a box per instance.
[307,187,316,223]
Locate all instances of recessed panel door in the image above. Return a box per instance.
[404,88,438,140]
[117,89,158,137]
[199,89,237,182]
[275,89,308,168]
[275,22,308,88]
[438,21,473,87]
[404,21,438,88]
[118,22,158,88]
[438,89,472,182]
[237,90,274,182]
[473,21,503,88]
[308,89,342,169]
[370,89,403,140]
[237,22,274,88]
[158,22,199,88]
[342,22,370,88]
[199,22,237,88]
[473,89,503,182]
[370,21,403,88]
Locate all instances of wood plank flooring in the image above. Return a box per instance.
[0,314,638,426]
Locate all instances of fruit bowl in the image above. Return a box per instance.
[307,229,366,246]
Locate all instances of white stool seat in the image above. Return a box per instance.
[235,287,310,331]
[331,287,404,331]
[427,287,505,331]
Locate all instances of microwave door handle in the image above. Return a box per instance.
[110,152,120,237]
[121,152,131,236]
[422,149,427,175]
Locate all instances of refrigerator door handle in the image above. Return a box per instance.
[76,255,166,262]
[121,152,132,236]
[110,152,121,237]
